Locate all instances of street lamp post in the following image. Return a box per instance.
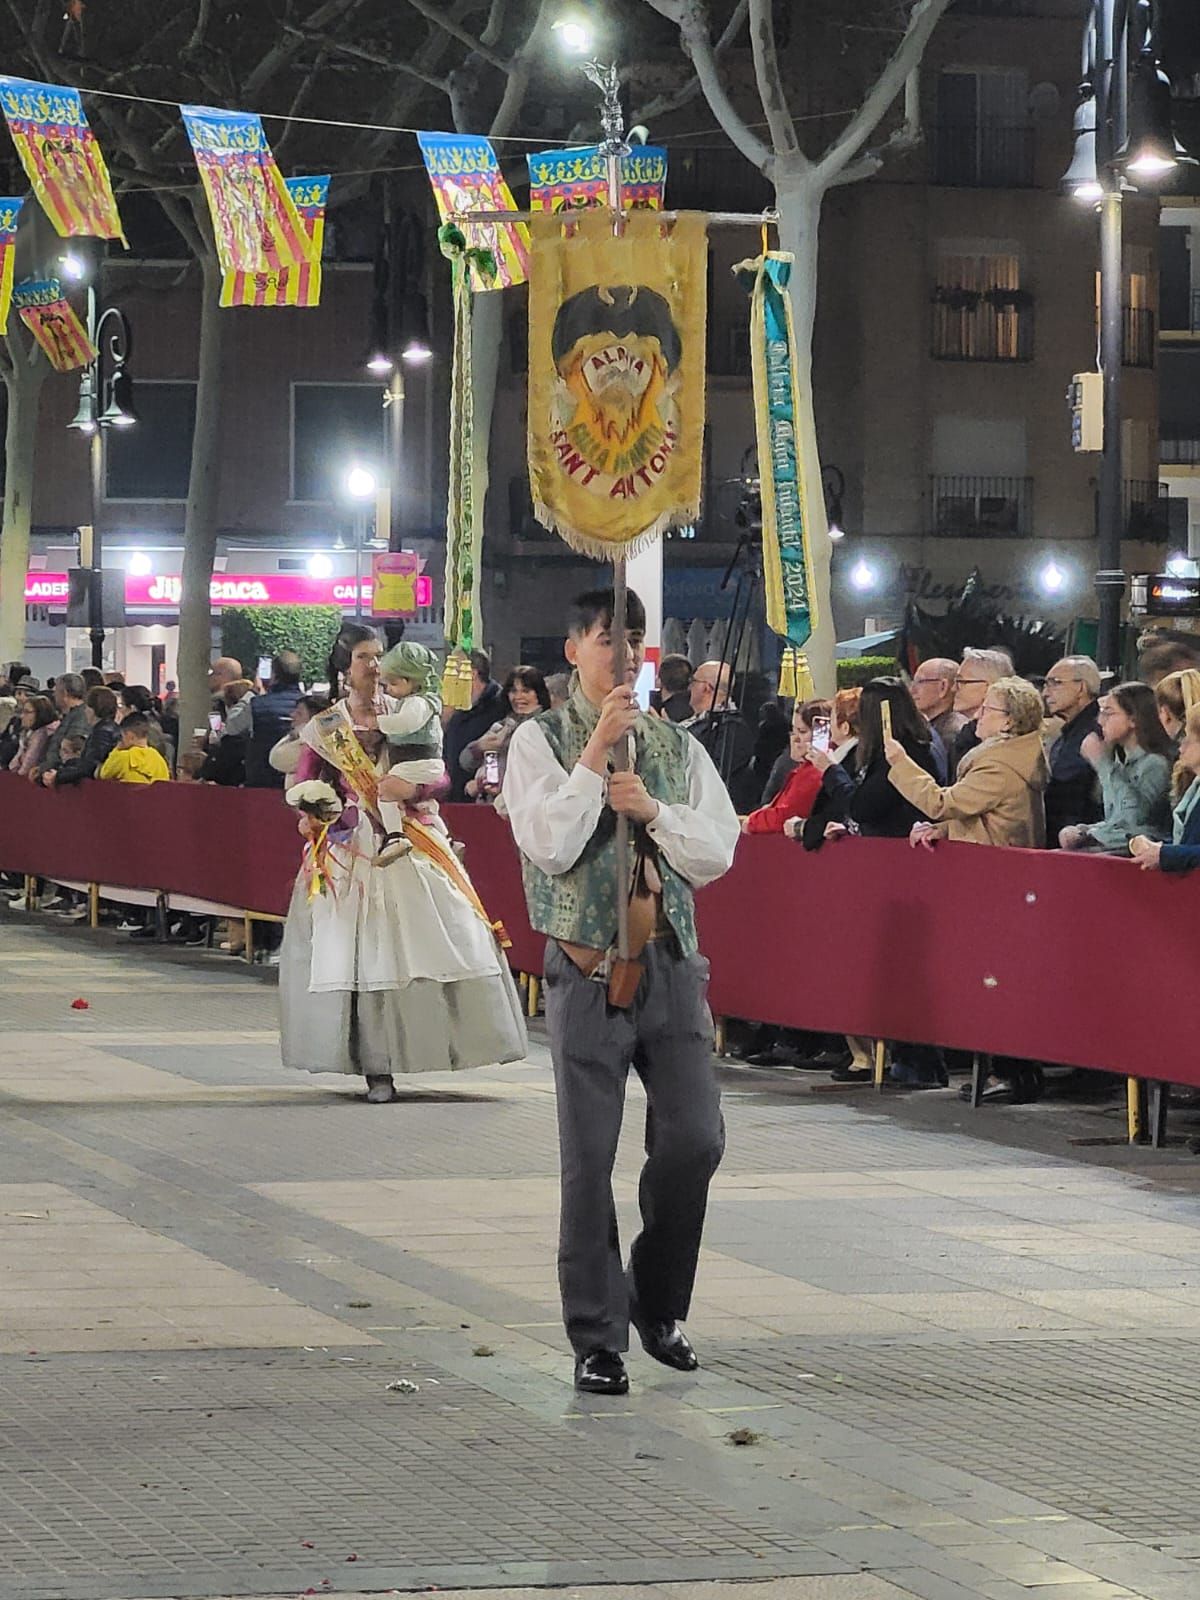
[1065,0,1195,672]
[67,265,135,669]
[345,464,377,623]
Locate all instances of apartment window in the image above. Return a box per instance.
[291,382,384,504]
[105,380,196,501]
[931,416,1031,536]
[1094,248,1157,368]
[932,250,1032,360]
[933,69,1034,187]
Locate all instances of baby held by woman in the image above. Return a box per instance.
[376,642,450,836]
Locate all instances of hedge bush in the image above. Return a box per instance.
[836,654,899,689]
[221,605,343,682]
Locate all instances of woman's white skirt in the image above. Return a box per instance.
[279,806,527,1077]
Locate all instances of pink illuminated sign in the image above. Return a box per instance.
[25,571,433,611]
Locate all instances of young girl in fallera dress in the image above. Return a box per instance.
[279,625,526,1103]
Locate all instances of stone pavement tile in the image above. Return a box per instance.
[850,1289,1104,1332]
[0,1182,373,1353]
[219,1584,926,1600]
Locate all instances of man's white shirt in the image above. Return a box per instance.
[503,715,740,884]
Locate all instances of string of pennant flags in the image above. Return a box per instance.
[0,72,668,331]
[0,71,814,689]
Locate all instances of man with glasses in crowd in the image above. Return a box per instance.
[947,648,1013,780]
[1042,655,1102,848]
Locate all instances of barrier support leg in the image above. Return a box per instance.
[714,1017,727,1058]
[1149,1080,1170,1150]
[518,972,529,1000]
[88,883,99,930]
[23,874,34,909]
[527,975,540,1019]
[1126,1077,1144,1145]
[873,1038,888,1091]
[154,893,169,943]
[969,1053,989,1109]
[244,913,254,965]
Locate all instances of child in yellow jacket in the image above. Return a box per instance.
[99,715,171,784]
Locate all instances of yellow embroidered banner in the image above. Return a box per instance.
[0,197,22,335]
[0,77,124,243]
[220,174,328,308]
[527,209,708,557]
[181,104,309,276]
[13,277,95,371]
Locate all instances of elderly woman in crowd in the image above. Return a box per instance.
[1059,681,1172,855]
[7,695,57,779]
[798,686,862,850]
[884,676,1048,849]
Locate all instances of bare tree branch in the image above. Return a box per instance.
[629,0,748,129]
[647,0,772,173]
[185,0,214,58]
[404,0,511,74]
[241,0,369,100]
[487,0,555,139]
[825,71,923,187]
[480,0,511,49]
[284,26,451,95]
[748,0,798,160]
[816,0,951,184]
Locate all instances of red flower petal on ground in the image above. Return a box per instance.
[70,998,89,1010]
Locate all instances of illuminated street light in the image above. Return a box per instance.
[345,464,377,501]
[307,553,333,580]
[553,12,593,55]
[59,251,87,283]
[849,559,877,593]
[127,551,153,578]
[1038,559,1069,596]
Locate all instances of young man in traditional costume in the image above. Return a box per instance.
[503,588,740,1395]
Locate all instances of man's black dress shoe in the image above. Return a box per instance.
[634,1318,700,1372]
[574,1350,629,1394]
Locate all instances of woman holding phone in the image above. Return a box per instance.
[742,699,830,834]
[461,666,551,802]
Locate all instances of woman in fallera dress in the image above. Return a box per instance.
[279,623,526,1102]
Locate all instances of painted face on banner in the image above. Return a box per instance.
[551,285,681,490]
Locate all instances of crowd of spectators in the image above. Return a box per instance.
[3,627,1200,1097]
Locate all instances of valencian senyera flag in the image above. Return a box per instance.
[735,252,819,649]
[528,145,667,213]
[0,197,22,335]
[220,174,329,308]
[181,104,310,277]
[13,277,95,371]
[417,132,528,291]
[527,209,708,557]
[0,77,124,243]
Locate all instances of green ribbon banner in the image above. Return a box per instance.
[741,252,817,650]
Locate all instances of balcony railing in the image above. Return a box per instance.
[1095,481,1172,540]
[1123,307,1156,368]
[931,122,1035,188]
[1161,436,1200,466]
[930,475,1033,538]
[931,291,1034,361]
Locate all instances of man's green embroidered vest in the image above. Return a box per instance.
[520,686,698,956]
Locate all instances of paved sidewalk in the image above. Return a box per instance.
[2,911,1200,1600]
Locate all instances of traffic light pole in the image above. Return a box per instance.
[1094,0,1127,674]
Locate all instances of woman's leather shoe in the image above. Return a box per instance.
[574,1350,629,1394]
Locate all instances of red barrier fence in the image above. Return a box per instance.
[2,772,1198,1086]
